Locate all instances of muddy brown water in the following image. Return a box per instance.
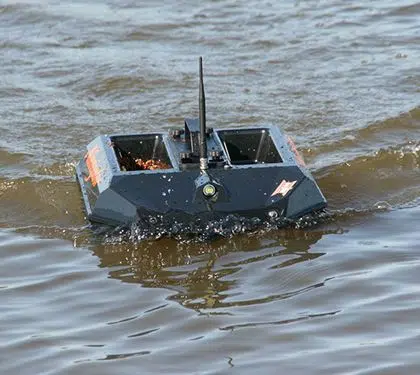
[1,1,420,374]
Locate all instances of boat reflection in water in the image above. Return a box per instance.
[89,226,342,311]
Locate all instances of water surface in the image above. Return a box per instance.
[1,1,420,374]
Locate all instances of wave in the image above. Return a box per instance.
[316,140,419,210]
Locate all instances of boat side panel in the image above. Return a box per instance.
[75,162,95,216]
[91,188,138,225]
[101,166,318,222]
[286,178,327,218]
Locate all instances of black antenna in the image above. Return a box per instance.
[199,56,208,171]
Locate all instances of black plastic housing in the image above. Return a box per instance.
[75,124,327,227]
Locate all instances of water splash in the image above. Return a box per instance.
[101,210,333,244]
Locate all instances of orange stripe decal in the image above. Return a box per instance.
[287,136,306,168]
[84,145,101,187]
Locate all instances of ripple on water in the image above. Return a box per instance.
[1,0,420,373]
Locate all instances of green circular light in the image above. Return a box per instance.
[203,183,217,197]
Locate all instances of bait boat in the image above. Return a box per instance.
[76,58,326,229]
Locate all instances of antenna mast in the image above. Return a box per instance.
[199,57,208,171]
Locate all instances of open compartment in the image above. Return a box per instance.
[217,128,282,165]
[111,134,173,171]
